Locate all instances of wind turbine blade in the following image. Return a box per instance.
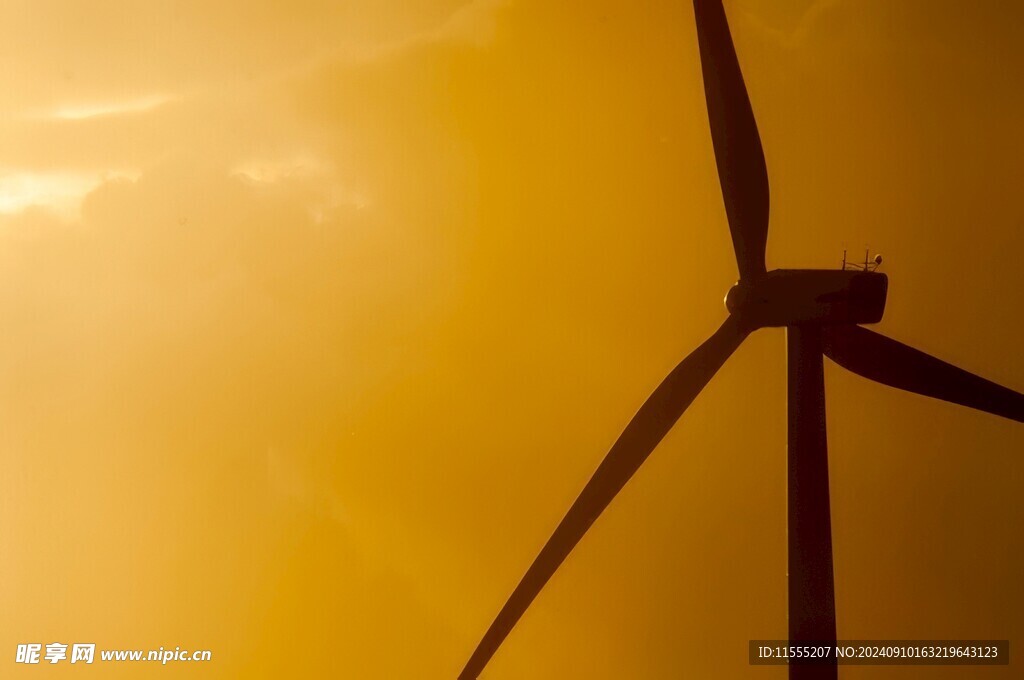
[822,325,1024,422]
[459,315,749,679]
[693,0,769,281]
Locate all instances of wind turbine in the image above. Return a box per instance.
[459,1,1024,678]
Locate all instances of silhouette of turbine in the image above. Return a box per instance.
[459,1,1024,678]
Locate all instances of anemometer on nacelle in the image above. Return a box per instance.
[842,248,883,272]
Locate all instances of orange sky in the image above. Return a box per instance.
[0,1,1021,677]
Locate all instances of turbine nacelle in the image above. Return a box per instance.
[725,269,888,328]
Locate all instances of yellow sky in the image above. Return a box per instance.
[0,1,1021,677]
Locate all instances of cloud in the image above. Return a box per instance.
[0,1,510,221]
[0,167,138,217]
[43,94,175,121]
